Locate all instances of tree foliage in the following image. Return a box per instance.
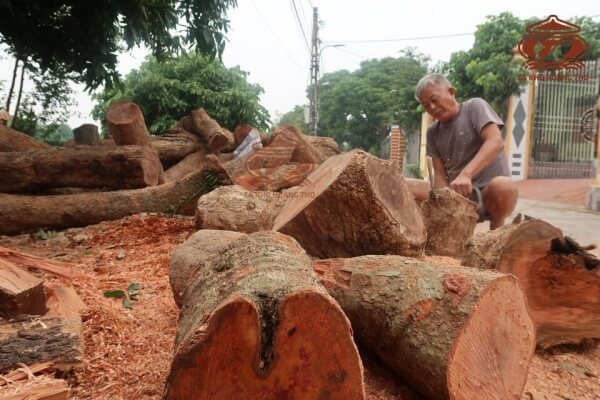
[317,50,428,152]
[92,53,270,134]
[278,105,308,132]
[0,0,238,89]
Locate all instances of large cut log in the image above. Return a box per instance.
[190,108,234,152]
[313,255,535,400]
[0,155,232,234]
[164,231,365,399]
[164,147,212,182]
[233,163,318,191]
[72,124,99,145]
[195,185,290,233]
[0,125,52,152]
[0,260,47,318]
[420,187,478,257]
[272,125,329,164]
[150,128,204,165]
[0,146,162,193]
[244,133,296,171]
[273,149,427,258]
[106,101,150,145]
[462,216,600,348]
[305,135,341,158]
[169,229,244,307]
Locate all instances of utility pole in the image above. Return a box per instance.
[308,7,319,136]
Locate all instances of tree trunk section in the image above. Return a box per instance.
[190,108,234,152]
[0,125,52,152]
[150,128,204,166]
[106,101,150,145]
[0,260,47,318]
[0,146,162,193]
[305,135,341,158]
[273,149,426,258]
[313,255,535,400]
[462,216,600,348]
[0,155,232,235]
[164,148,213,182]
[195,185,289,233]
[273,125,329,164]
[421,187,478,257]
[72,124,100,145]
[164,231,365,400]
[234,163,318,191]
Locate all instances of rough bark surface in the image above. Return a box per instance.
[195,185,290,233]
[313,255,535,400]
[0,260,46,318]
[0,125,52,152]
[462,216,600,348]
[234,163,318,191]
[164,148,213,182]
[190,108,234,152]
[106,101,150,145]
[0,156,232,234]
[164,231,365,400]
[272,125,329,164]
[73,124,100,145]
[305,135,341,158]
[149,129,203,165]
[0,146,162,193]
[273,149,427,258]
[421,188,478,257]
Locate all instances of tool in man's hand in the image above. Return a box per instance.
[426,156,435,192]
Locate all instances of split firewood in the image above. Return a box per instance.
[164,231,365,399]
[313,255,535,400]
[462,216,600,348]
[0,155,231,234]
[0,363,70,399]
[169,229,243,307]
[420,187,479,257]
[233,163,318,191]
[164,147,213,182]
[0,146,163,193]
[72,124,100,145]
[149,128,204,166]
[0,260,47,318]
[273,149,427,258]
[106,101,150,145]
[0,246,73,279]
[195,185,290,233]
[0,125,52,152]
[190,108,235,152]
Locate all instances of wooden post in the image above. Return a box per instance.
[73,124,100,145]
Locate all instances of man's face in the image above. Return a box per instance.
[419,83,459,123]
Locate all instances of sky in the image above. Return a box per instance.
[0,0,598,128]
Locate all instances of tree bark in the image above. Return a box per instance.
[0,125,52,152]
[273,125,329,164]
[305,135,341,158]
[72,124,100,145]
[313,255,535,400]
[164,147,213,182]
[0,146,162,193]
[273,149,426,258]
[233,163,318,191]
[195,185,290,233]
[462,216,600,348]
[164,231,365,400]
[190,108,234,152]
[421,187,479,257]
[150,128,204,165]
[106,101,150,145]
[0,155,232,235]
[0,260,47,318]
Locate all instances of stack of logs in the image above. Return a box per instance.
[169,148,600,399]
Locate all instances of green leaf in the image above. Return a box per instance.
[127,283,141,293]
[103,290,125,299]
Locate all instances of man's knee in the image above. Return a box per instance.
[482,177,518,216]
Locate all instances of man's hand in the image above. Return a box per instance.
[449,171,472,197]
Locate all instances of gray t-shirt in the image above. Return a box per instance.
[426,98,509,188]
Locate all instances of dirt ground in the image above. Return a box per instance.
[1,213,598,400]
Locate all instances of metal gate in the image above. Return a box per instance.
[528,59,600,178]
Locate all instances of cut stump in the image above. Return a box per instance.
[72,124,100,145]
[106,101,150,146]
[0,260,46,319]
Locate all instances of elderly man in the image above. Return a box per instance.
[407,73,517,229]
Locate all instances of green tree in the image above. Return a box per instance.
[92,53,270,134]
[278,105,308,132]
[0,0,238,89]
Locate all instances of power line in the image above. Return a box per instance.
[306,0,314,8]
[249,0,305,70]
[323,32,474,44]
[297,0,311,32]
[290,0,311,53]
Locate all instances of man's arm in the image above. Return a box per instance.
[449,122,505,196]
